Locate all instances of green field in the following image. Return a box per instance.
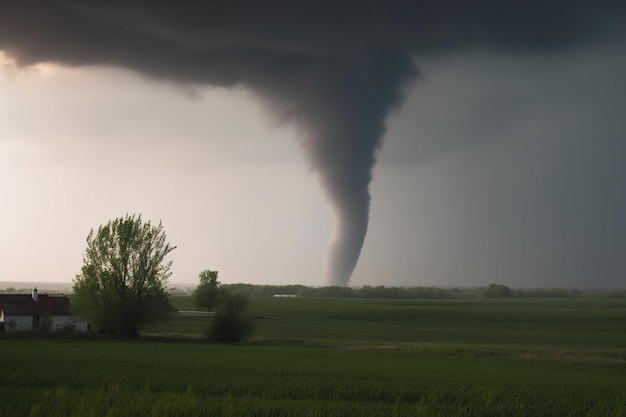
[166,296,626,349]
[2,297,626,416]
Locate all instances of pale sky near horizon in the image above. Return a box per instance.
[1,3,625,290]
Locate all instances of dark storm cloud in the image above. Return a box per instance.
[1,1,624,285]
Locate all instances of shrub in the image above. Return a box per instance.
[39,316,54,335]
[207,291,255,343]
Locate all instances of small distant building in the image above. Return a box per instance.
[0,288,88,332]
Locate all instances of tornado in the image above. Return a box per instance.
[262,52,417,286]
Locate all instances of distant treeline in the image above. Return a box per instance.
[218,283,623,300]
[5,284,625,299]
[1,287,67,295]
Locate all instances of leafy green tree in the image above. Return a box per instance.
[192,270,224,311]
[72,214,175,337]
[208,290,255,343]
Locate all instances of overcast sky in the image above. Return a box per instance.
[1,2,624,289]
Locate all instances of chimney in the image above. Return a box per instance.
[32,287,38,301]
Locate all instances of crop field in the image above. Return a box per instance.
[1,297,626,416]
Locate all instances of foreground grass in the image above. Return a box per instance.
[1,339,625,417]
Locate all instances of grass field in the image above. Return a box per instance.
[2,296,626,416]
[165,296,626,348]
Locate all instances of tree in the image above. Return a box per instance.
[481,283,513,299]
[192,270,223,311]
[207,290,255,343]
[72,214,175,337]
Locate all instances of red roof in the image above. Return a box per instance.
[0,294,74,316]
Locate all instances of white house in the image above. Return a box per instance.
[0,288,89,332]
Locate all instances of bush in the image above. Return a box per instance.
[207,291,255,343]
[39,316,54,335]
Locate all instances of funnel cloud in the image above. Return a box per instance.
[252,51,416,285]
[1,2,624,286]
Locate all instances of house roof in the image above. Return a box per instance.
[0,294,74,316]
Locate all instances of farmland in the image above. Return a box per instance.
[2,296,626,416]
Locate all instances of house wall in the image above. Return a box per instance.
[3,315,32,331]
[48,315,89,332]
[55,316,89,332]
[3,314,89,332]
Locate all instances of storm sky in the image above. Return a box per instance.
[1,2,625,288]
